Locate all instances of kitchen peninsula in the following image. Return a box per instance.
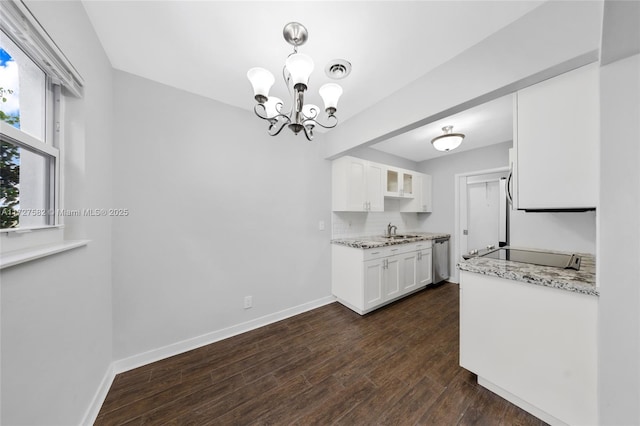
[458,249,597,425]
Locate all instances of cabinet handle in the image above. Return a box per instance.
[367,201,371,211]
[391,248,398,252]
[418,252,422,261]
[371,252,380,255]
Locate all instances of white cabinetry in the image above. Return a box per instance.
[419,174,432,213]
[333,241,433,315]
[459,271,597,425]
[332,156,432,213]
[362,257,384,310]
[401,242,432,292]
[398,249,418,294]
[513,63,599,210]
[416,245,432,287]
[332,156,384,212]
[401,173,432,213]
[385,168,416,198]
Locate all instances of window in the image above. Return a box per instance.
[1,32,58,230]
[0,1,84,264]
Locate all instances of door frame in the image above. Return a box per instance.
[453,166,509,283]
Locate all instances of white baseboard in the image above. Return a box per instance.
[81,295,335,425]
[81,363,115,426]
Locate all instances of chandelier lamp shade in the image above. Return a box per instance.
[247,22,348,141]
[431,125,465,152]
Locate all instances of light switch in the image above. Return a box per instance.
[319,220,325,231]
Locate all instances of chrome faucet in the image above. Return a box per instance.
[387,222,397,236]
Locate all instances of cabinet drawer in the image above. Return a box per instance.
[362,241,432,261]
[406,241,432,251]
[362,245,409,260]
[362,247,392,261]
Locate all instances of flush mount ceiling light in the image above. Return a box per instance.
[247,22,348,141]
[431,125,465,152]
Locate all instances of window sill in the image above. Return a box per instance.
[0,240,90,270]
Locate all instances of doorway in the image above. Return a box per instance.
[453,167,509,282]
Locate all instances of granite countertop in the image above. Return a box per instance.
[331,232,450,249]
[458,247,597,296]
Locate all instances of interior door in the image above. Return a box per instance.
[463,172,509,255]
[467,180,500,252]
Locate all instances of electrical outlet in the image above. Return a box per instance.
[244,296,252,309]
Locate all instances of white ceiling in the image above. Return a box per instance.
[82,1,544,160]
[370,93,514,162]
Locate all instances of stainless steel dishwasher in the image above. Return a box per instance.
[432,237,450,284]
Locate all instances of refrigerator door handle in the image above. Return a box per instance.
[499,177,508,246]
[506,167,514,206]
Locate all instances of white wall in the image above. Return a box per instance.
[598,53,640,426]
[111,71,332,361]
[0,1,114,425]
[510,210,596,254]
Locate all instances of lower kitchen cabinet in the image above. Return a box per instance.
[416,247,432,287]
[363,254,401,311]
[399,250,418,294]
[333,241,432,315]
[459,271,597,425]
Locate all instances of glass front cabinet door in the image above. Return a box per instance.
[384,168,415,198]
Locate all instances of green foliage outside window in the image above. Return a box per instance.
[0,86,20,229]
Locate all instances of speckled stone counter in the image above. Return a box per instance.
[331,232,450,249]
[458,247,597,296]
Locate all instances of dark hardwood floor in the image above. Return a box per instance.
[95,283,547,425]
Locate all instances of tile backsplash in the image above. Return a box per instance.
[332,200,429,238]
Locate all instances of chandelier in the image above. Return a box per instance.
[431,125,465,152]
[247,22,349,141]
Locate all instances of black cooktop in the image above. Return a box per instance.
[481,248,581,270]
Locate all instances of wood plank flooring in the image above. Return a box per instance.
[95,283,547,425]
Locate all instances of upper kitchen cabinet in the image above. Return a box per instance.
[513,63,599,211]
[401,173,433,213]
[332,156,384,212]
[384,168,416,198]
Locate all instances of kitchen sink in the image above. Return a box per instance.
[382,234,420,239]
